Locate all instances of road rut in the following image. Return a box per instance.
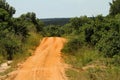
[8,37,67,80]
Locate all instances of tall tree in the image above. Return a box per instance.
[0,0,16,17]
[109,0,120,16]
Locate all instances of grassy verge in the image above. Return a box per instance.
[0,32,42,76]
[63,46,120,80]
[12,32,42,66]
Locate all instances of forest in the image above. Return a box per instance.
[40,18,70,26]
[0,0,120,80]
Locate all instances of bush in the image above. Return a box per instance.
[42,25,64,37]
[62,37,84,54]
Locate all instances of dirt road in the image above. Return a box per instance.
[8,37,67,80]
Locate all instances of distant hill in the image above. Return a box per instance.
[40,18,70,26]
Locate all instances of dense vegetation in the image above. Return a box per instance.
[63,15,120,57]
[61,0,120,79]
[41,18,70,26]
[37,0,120,79]
[1,0,120,79]
[0,0,43,62]
[109,0,120,16]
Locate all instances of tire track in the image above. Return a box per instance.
[7,37,67,80]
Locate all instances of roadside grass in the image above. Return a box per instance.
[63,46,120,80]
[13,32,42,67]
[64,46,100,68]
[0,54,4,64]
[66,69,88,80]
[86,67,120,80]
[0,32,42,76]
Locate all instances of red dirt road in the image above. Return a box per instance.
[9,37,67,80]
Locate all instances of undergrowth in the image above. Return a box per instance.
[0,32,42,76]
[63,46,120,80]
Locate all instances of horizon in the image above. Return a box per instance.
[6,0,112,18]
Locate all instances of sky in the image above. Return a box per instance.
[6,0,112,18]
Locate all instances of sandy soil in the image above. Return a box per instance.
[7,37,67,80]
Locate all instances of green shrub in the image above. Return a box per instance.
[42,25,64,37]
[62,37,84,54]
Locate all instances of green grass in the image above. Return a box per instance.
[0,54,4,64]
[66,69,89,80]
[84,67,120,80]
[12,32,42,66]
[64,46,120,80]
[0,32,42,76]
[66,67,120,80]
[64,46,100,68]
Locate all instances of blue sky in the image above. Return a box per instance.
[6,0,112,18]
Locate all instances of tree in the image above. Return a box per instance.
[0,8,9,21]
[42,25,64,37]
[0,0,16,17]
[70,16,90,30]
[109,0,120,16]
[0,0,28,60]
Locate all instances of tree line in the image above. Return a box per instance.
[0,0,120,62]
[40,0,120,59]
[0,0,43,60]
